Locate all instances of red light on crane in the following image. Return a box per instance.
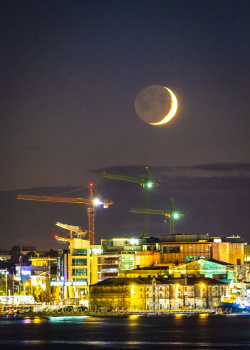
[54,235,58,239]
[90,183,93,187]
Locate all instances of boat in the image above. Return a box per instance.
[220,280,250,313]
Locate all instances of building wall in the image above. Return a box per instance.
[89,278,227,311]
[56,238,90,301]
[212,242,244,265]
[68,238,90,299]
[159,243,211,264]
[228,243,244,265]
[98,254,120,280]
[90,254,98,285]
[89,285,132,311]
[134,251,154,267]
[212,243,229,263]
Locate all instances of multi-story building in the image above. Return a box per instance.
[53,238,90,305]
[89,276,227,311]
[96,234,245,281]
[16,257,57,296]
[124,258,248,282]
[158,234,244,265]
[98,238,141,281]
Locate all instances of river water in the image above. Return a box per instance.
[0,314,250,349]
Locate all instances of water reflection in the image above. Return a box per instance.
[1,315,250,349]
[48,316,88,323]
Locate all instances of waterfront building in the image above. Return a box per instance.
[89,276,227,311]
[159,234,244,265]
[98,238,141,281]
[55,238,90,303]
[96,234,245,282]
[16,257,57,295]
[124,259,248,282]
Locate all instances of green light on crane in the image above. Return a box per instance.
[103,167,160,235]
[173,212,180,219]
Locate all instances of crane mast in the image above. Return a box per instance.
[88,184,94,246]
[17,184,113,245]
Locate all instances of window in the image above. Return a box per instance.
[163,246,180,253]
[72,268,87,276]
[72,259,87,266]
[72,249,87,256]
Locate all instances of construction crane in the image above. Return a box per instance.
[17,183,113,245]
[103,167,160,235]
[130,198,188,235]
[55,222,87,240]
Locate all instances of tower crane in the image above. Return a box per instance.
[103,167,160,235]
[130,198,188,235]
[17,183,113,245]
[55,222,87,240]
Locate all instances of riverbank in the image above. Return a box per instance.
[0,308,235,318]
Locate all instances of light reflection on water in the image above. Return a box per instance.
[48,316,89,323]
[0,340,249,347]
[1,315,250,349]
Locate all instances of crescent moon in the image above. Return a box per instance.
[149,87,178,125]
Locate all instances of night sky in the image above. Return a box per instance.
[1,1,250,250]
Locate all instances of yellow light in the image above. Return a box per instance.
[93,198,102,205]
[150,87,178,125]
[131,286,135,296]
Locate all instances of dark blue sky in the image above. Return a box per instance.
[1,1,250,249]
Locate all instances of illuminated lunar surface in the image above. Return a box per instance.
[134,85,177,125]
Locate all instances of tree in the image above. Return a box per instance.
[10,246,21,264]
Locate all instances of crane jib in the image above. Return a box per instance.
[17,194,91,204]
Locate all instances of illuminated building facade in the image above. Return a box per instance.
[159,234,244,265]
[89,276,227,311]
[56,238,90,303]
[16,258,57,295]
[98,238,142,281]
[123,259,248,283]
